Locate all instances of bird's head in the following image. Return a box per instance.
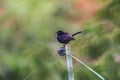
[56,31,65,35]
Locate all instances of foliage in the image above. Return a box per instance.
[0,0,120,80]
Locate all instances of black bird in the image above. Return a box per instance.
[57,30,82,44]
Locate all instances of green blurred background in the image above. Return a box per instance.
[0,0,120,80]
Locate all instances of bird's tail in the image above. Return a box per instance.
[72,31,82,36]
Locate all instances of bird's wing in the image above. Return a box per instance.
[61,34,74,41]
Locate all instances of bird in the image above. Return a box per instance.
[57,30,82,44]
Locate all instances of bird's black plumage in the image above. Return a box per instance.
[57,31,82,44]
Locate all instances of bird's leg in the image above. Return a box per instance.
[62,45,66,56]
[63,44,65,48]
[64,44,66,57]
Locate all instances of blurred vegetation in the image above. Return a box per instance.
[0,0,120,80]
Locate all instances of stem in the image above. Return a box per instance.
[23,70,36,80]
[68,53,105,80]
[65,45,74,80]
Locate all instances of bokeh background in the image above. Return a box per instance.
[0,0,120,80]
